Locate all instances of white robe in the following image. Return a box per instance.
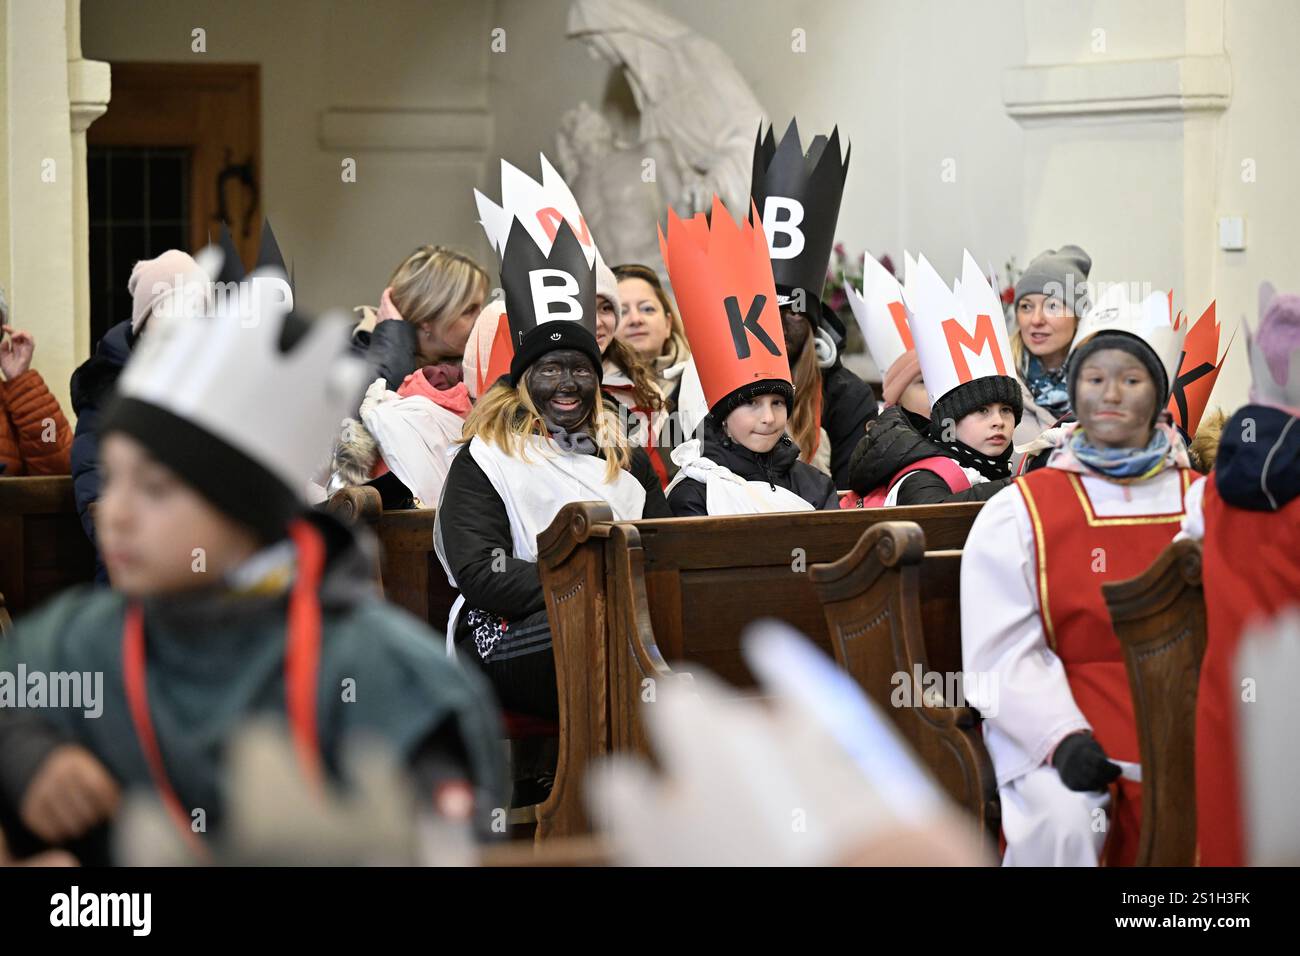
[665,439,815,516]
[433,435,648,653]
[960,466,1188,865]
[362,394,466,508]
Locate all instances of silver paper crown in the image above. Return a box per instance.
[118,261,368,496]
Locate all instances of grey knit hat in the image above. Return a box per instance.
[1014,245,1092,317]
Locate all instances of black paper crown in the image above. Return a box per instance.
[499,215,597,341]
[210,217,292,290]
[749,118,850,321]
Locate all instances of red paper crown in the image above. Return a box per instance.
[658,196,791,411]
[1167,300,1228,435]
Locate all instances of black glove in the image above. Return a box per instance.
[1052,732,1122,792]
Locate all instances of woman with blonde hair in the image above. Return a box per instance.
[1009,245,1091,447]
[353,245,489,388]
[328,246,488,506]
[435,222,668,729]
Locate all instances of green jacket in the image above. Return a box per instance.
[0,513,506,855]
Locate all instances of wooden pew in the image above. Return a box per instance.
[536,501,983,841]
[809,522,999,842]
[1102,537,1207,867]
[0,477,97,620]
[322,486,455,629]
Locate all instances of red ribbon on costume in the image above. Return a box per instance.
[122,518,327,859]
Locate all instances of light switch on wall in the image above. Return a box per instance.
[1219,216,1246,251]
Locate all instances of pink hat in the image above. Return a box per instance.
[881,349,922,406]
[462,299,510,400]
[127,250,211,334]
[1253,285,1300,407]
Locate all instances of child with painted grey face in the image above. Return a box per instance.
[525,348,600,431]
[1071,347,1160,449]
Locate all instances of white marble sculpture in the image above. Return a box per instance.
[559,0,766,269]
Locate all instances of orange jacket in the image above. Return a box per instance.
[0,370,73,475]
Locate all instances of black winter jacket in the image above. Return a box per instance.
[667,416,840,516]
[821,358,878,487]
[351,319,422,391]
[1215,403,1300,511]
[847,405,1011,505]
[69,319,135,583]
[438,442,670,627]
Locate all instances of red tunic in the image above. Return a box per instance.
[1196,479,1300,866]
[1017,466,1192,865]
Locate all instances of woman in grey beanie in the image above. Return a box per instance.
[1011,245,1091,446]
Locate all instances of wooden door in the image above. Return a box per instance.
[86,63,261,349]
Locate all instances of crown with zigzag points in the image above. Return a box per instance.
[498,215,597,345]
[844,252,915,376]
[749,119,850,315]
[117,256,366,496]
[903,251,1017,408]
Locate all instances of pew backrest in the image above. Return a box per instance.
[323,486,453,628]
[535,500,983,840]
[0,477,97,618]
[809,521,999,842]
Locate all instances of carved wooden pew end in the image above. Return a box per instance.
[810,520,1000,845]
[1102,537,1207,867]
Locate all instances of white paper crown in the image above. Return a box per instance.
[1070,282,1186,392]
[476,154,604,268]
[118,267,368,494]
[903,250,1016,408]
[1248,282,1300,410]
[843,252,914,376]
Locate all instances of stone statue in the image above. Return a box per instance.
[558,0,767,269]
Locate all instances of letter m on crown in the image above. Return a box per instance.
[725,294,780,359]
[537,207,592,248]
[942,313,1006,382]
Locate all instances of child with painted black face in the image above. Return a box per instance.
[962,286,1198,867]
[437,341,669,732]
[526,348,601,434]
[436,209,673,741]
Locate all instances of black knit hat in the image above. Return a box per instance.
[508,323,603,388]
[928,374,1024,439]
[102,394,300,544]
[708,378,797,425]
[499,216,604,386]
[1067,331,1169,420]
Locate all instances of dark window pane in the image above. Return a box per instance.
[90,223,111,292]
[149,155,185,221]
[150,223,185,256]
[113,290,134,327]
[110,153,146,220]
[113,225,147,288]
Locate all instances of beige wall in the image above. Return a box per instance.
[80,0,495,321]
[487,0,1026,287]
[4,1,1297,420]
[1213,0,1300,410]
[0,0,81,415]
